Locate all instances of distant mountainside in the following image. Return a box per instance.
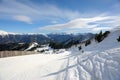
[0,30,94,51]
[0,30,94,44]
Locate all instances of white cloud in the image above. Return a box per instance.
[39,15,120,33]
[92,27,112,31]
[0,0,81,23]
[0,0,119,33]
[39,16,112,30]
[51,21,59,24]
[13,15,32,24]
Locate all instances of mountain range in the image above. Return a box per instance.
[0,30,94,51]
[0,30,94,44]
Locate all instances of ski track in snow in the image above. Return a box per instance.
[0,48,120,80]
[42,48,120,80]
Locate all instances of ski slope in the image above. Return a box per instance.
[0,29,120,80]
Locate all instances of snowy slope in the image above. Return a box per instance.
[25,42,39,51]
[81,29,120,51]
[0,29,120,80]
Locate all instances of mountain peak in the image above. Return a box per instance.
[0,30,17,36]
[0,30,9,36]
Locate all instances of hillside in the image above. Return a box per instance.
[0,29,120,80]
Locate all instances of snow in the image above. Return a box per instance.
[0,29,120,80]
[34,46,49,52]
[0,30,9,37]
[0,30,8,35]
[0,30,17,36]
[25,42,39,51]
[81,29,120,52]
[0,30,49,37]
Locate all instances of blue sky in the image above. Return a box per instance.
[0,0,120,33]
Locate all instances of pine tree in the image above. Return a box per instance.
[49,42,63,49]
[85,40,91,46]
[103,31,110,38]
[78,46,82,50]
[117,36,120,42]
[95,30,104,42]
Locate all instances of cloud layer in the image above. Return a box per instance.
[0,0,81,23]
[39,16,120,33]
[13,15,32,24]
[0,0,120,33]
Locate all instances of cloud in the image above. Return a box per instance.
[13,15,32,24]
[39,16,110,30]
[0,0,81,23]
[0,0,119,33]
[51,21,59,24]
[39,15,120,33]
[92,27,112,31]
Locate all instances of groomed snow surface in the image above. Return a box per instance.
[0,29,120,80]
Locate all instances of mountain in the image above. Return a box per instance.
[0,30,9,36]
[48,33,94,43]
[0,34,51,44]
[0,30,94,44]
[0,30,94,51]
[0,28,120,80]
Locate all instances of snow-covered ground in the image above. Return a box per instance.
[0,29,120,80]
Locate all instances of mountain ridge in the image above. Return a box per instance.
[0,29,94,44]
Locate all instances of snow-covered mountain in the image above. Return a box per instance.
[0,30,8,35]
[48,33,94,43]
[0,30,16,37]
[0,30,94,51]
[0,33,50,44]
[0,28,120,80]
[0,30,94,44]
